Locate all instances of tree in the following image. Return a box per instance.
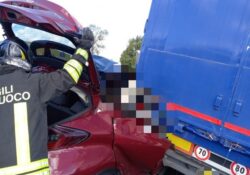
[89,24,108,55]
[120,36,142,71]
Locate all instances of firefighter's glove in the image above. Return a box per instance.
[73,28,94,66]
[78,27,94,50]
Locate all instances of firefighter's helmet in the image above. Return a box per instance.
[0,39,31,71]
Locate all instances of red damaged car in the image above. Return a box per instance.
[0,0,171,174]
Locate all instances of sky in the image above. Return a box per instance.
[0,0,152,62]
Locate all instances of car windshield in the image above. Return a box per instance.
[12,24,75,48]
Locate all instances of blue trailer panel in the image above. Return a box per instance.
[137,0,250,167]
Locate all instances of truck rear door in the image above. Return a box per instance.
[221,38,250,154]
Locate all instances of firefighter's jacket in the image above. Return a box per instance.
[0,49,88,175]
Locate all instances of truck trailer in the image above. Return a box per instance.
[137,0,250,174]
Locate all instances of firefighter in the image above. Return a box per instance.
[0,28,94,175]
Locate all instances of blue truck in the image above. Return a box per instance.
[137,0,250,174]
